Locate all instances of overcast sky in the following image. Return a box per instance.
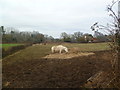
[0,0,118,38]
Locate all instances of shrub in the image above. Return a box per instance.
[2,44,32,58]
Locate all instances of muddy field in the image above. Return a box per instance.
[2,50,112,88]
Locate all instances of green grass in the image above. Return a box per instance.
[3,45,52,65]
[0,44,24,50]
[62,42,110,51]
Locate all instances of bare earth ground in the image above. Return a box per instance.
[2,50,112,88]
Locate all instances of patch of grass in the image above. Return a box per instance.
[63,42,110,51]
[3,45,52,65]
[0,44,24,50]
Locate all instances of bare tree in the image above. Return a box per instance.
[91,0,120,76]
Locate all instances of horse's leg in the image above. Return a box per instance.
[52,50,54,53]
[53,50,55,53]
[52,48,54,53]
[59,49,62,54]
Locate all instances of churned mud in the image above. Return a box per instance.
[2,51,112,88]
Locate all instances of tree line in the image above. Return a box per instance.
[0,26,55,44]
[60,31,109,43]
[0,26,109,44]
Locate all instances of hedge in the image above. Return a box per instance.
[2,44,32,58]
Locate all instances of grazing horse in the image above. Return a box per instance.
[51,45,68,54]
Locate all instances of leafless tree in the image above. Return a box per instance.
[91,0,120,76]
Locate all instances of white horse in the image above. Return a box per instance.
[51,45,68,54]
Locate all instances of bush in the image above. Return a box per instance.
[2,44,32,58]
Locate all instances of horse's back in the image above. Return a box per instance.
[51,45,68,53]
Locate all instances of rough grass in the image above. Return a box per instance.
[3,42,110,65]
[62,42,110,52]
[3,44,51,65]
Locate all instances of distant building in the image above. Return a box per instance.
[93,31,108,42]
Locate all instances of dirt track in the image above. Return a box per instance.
[2,51,112,88]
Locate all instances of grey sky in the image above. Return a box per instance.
[0,0,117,38]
